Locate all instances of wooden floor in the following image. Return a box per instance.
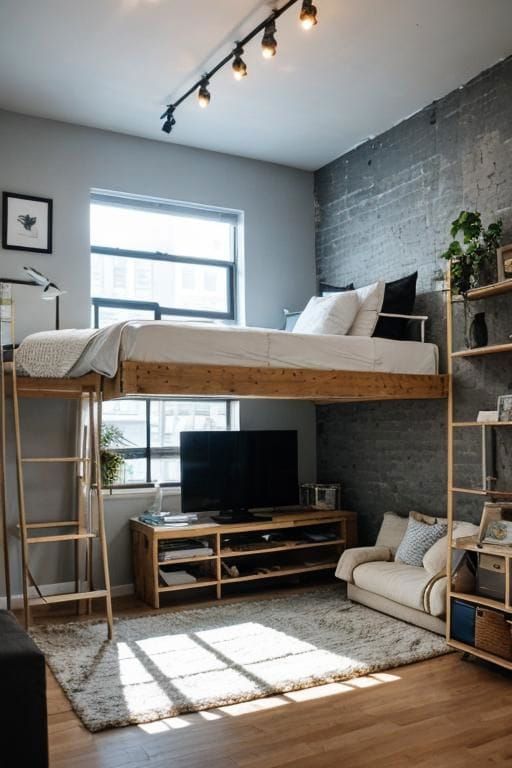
[25,592,512,768]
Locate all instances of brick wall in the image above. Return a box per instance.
[315,56,512,544]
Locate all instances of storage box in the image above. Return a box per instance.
[476,554,506,601]
[300,483,340,510]
[475,606,512,660]
[451,598,476,646]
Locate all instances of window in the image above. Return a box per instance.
[91,193,240,486]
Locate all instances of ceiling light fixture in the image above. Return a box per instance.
[197,79,211,108]
[300,0,318,29]
[160,0,318,134]
[232,45,247,80]
[261,20,277,59]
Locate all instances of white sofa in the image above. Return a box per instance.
[336,512,479,635]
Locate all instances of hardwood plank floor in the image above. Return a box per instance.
[22,592,512,768]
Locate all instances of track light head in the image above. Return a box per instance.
[198,79,211,108]
[261,19,277,59]
[232,45,247,80]
[161,106,176,134]
[300,0,318,29]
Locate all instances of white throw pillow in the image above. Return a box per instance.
[292,292,359,336]
[375,512,409,554]
[423,521,479,575]
[348,280,385,336]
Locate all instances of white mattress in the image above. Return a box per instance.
[17,321,439,378]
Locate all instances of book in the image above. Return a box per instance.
[158,569,197,586]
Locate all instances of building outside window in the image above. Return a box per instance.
[90,193,240,486]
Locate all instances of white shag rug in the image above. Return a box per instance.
[31,587,450,732]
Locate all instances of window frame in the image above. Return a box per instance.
[91,194,240,489]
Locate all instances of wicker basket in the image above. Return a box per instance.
[475,607,512,660]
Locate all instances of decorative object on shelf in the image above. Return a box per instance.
[497,394,512,422]
[477,410,498,423]
[300,482,340,510]
[2,192,53,253]
[497,244,512,283]
[100,424,130,486]
[478,502,512,546]
[468,311,488,348]
[441,210,503,296]
[160,0,318,134]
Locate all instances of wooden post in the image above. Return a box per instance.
[445,273,454,644]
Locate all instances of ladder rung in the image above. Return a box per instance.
[22,457,91,463]
[29,589,108,606]
[18,521,80,529]
[27,533,96,544]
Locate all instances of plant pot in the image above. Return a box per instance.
[469,312,488,349]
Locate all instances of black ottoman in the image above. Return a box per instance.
[0,611,48,768]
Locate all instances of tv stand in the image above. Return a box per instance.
[131,510,357,608]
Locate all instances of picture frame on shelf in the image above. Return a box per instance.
[479,502,512,546]
[497,244,512,283]
[2,192,53,254]
[497,394,512,422]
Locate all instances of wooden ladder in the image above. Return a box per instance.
[2,288,113,638]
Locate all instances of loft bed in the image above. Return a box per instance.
[12,319,448,403]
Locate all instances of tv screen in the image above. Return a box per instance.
[180,430,299,514]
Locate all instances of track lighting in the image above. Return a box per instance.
[300,0,318,29]
[261,20,277,58]
[161,106,176,134]
[160,0,319,134]
[232,46,247,80]
[198,80,211,108]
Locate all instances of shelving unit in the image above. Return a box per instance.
[131,510,357,608]
[446,270,512,669]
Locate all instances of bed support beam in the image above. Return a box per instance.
[103,362,449,403]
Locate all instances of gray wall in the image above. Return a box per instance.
[315,56,512,544]
[0,109,316,595]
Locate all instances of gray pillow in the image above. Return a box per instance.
[395,517,447,567]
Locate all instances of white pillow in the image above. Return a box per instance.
[422,521,479,576]
[292,292,359,336]
[375,512,409,554]
[348,280,385,336]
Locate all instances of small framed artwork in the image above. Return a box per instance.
[497,244,512,283]
[479,502,512,546]
[497,394,512,422]
[2,192,53,253]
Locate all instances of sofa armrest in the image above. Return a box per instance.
[335,546,392,583]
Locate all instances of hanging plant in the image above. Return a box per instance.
[100,424,130,487]
[441,211,503,295]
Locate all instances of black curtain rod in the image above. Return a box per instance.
[162,0,300,118]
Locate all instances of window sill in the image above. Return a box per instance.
[103,486,181,502]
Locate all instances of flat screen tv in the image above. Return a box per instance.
[180,430,299,521]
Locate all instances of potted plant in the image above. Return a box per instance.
[441,211,503,347]
[100,424,130,487]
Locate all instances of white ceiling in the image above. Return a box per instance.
[0,0,511,170]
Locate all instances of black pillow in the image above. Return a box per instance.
[319,281,354,296]
[373,271,418,340]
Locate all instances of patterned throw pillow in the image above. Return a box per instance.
[395,516,447,568]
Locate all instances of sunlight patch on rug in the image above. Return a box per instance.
[31,587,450,732]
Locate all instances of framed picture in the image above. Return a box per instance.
[2,192,53,253]
[497,244,512,283]
[497,394,512,422]
[479,503,512,546]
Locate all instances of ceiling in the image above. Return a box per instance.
[0,0,511,170]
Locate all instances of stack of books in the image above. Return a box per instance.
[139,512,198,527]
[158,538,213,561]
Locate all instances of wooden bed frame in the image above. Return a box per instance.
[14,361,449,402]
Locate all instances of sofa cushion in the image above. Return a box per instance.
[352,561,433,612]
[395,516,447,567]
[335,545,391,583]
[423,522,479,576]
[375,512,409,554]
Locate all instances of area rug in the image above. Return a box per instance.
[31,587,450,732]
